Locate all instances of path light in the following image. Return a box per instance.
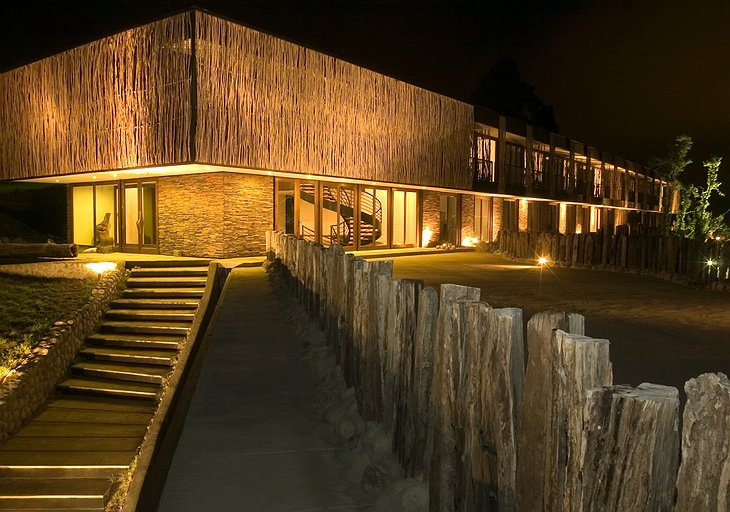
[707,259,715,267]
[421,227,433,247]
[538,256,548,266]
[85,262,115,279]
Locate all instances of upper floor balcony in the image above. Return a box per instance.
[470,114,669,213]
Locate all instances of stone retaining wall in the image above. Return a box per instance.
[0,261,102,280]
[0,263,127,440]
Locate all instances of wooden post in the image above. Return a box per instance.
[547,330,612,511]
[581,383,679,512]
[479,307,524,512]
[675,372,730,512]
[348,257,365,389]
[356,260,392,421]
[412,286,439,479]
[517,311,584,512]
[460,301,492,511]
[427,284,480,511]
[386,279,423,470]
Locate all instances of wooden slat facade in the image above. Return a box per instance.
[0,10,475,190]
[0,14,192,181]
[193,12,474,190]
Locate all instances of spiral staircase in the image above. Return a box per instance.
[298,184,382,247]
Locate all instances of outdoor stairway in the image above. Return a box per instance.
[0,259,210,511]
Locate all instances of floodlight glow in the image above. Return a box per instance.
[85,262,116,275]
[538,257,548,265]
[421,227,433,247]
[707,259,715,266]
[461,236,478,247]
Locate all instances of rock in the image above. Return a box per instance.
[361,464,390,494]
[395,479,429,512]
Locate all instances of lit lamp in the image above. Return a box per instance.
[538,257,548,266]
[422,227,433,248]
[85,262,116,279]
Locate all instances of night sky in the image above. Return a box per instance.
[2,1,729,202]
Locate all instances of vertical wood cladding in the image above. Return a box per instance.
[0,14,192,180]
[194,13,474,189]
[158,172,273,257]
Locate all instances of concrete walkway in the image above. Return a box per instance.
[158,267,360,511]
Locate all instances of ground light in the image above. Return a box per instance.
[706,259,716,282]
[537,256,549,296]
[84,262,115,279]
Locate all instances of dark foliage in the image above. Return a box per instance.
[471,56,559,133]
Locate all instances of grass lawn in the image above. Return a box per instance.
[0,274,97,378]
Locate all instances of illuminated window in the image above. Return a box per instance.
[392,190,418,247]
[473,197,493,242]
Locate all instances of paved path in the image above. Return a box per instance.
[158,267,360,512]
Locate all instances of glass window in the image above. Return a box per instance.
[299,181,317,241]
[320,184,340,248]
[94,185,116,245]
[359,187,388,248]
[392,190,418,247]
[474,197,493,242]
[275,179,295,234]
[72,186,94,246]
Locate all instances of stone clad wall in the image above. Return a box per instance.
[461,194,475,242]
[158,172,273,258]
[0,263,127,440]
[422,191,441,245]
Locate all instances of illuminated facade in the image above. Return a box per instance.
[0,10,670,257]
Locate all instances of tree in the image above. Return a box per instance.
[692,157,726,240]
[652,136,727,240]
[650,135,693,235]
[471,56,559,133]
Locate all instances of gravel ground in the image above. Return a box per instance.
[369,251,730,400]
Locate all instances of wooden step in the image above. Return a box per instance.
[125,259,210,269]
[129,267,209,277]
[99,321,191,336]
[0,477,111,510]
[33,407,153,426]
[14,423,148,440]
[71,362,170,385]
[57,377,159,401]
[46,396,157,414]
[104,308,196,322]
[79,347,176,367]
[0,450,135,471]
[121,288,204,299]
[0,436,142,452]
[85,333,182,350]
[110,298,200,310]
[126,277,207,288]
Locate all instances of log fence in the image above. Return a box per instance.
[498,228,730,287]
[266,230,730,511]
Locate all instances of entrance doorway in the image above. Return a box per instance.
[439,194,459,245]
[120,180,158,253]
